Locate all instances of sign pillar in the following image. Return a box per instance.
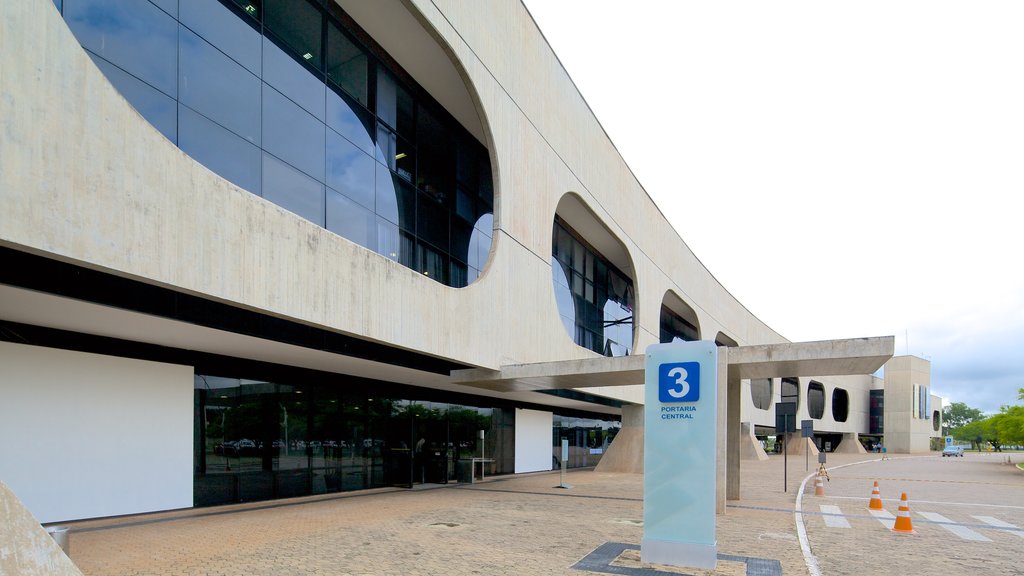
[642,341,718,570]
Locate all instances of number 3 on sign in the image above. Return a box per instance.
[666,367,690,398]
[658,361,700,403]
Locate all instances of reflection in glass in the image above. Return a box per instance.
[327,87,374,156]
[327,22,368,106]
[179,105,261,194]
[59,0,495,288]
[327,188,376,251]
[262,84,325,182]
[179,27,261,144]
[326,129,375,209]
[551,218,634,356]
[659,304,698,343]
[180,0,261,75]
[264,0,323,70]
[91,56,177,143]
[262,36,325,121]
[66,0,178,96]
[263,153,326,226]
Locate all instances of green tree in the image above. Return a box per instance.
[942,401,985,436]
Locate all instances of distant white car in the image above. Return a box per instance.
[942,445,964,457]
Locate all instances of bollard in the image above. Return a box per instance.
[46,526,70,556]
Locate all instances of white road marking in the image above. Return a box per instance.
[869,509,895,529]
[828,495,1024,510]
[819,505,851,528]
[973,516,1024,539]
[917,512,991,541]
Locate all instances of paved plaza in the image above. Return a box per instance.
[60,452,1023,575]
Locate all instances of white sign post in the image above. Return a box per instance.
[642,341,718,570]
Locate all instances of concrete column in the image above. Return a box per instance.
[834,432,867,454]
[594,404,644,473]
[726,365,741,503]
[716,347,729,514]
[740,422,769,461]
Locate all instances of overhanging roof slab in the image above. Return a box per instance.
[449,336,894,393]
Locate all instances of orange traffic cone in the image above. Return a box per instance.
[814,474,826,496]
[868,481,883,510]
[892,492,914,533]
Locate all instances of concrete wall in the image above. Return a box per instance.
[884,356,934,453]
[514,409,553,473]
[0,342,193,523]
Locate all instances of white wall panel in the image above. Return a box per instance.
[514,408,552,473]
[0,342,193,523]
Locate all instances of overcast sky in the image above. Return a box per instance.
[522,1,1024,414]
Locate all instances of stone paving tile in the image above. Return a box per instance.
[62,452,1023,575]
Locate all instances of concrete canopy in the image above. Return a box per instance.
[449,336,895,392]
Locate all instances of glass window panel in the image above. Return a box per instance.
[416,190,448,251]
[455,187,475,223]
[149,0,177,19]
[474,212,493,237]
[66,0,177,96]
[374,123,414,182]
[451,218,472,267]
[327,188,376,251]
[53,0,62,13]
[476,227,492,270]
[264,0,323,70]
[417,242,447,283]
[263,152,326,226]
[326,129,375,210]
[376,70,414,138]
[326,22,368,107]
[262,84,326,182]
[375,165,415,229]
[179,0,261,75]
[263,36,325,121]
[417,106,454,201]
[179,105,261,194]
[455,137,478,188]
[226,0,260,21]
[449,260,467,288]
[467,266,480,284]
[327,87,374,155]
[90,56,177,143]
[376,217,401,263]
[179,27,261,144]
[399,230,416,269]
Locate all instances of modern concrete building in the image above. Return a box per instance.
[1,0,937,524]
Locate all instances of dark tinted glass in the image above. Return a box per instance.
[179,104,261,194]
[226,0,260,21]
[450,218,472,266]
[263,36,325,121]
[179,27,261,144]
[416,191,448,251]
[53,0,62,13]
[376,70,414,138]
[91,56,177,143]
[66,0,178,96]
[263,84,326,182]
[327,188,376,250]
[327,129,375,210]
[263,153,325,226]
[179,0,261,75]
[327,87,373,155]
[417,107,455,202]
[417,242,447,283]
[326,22,368,106]
[376,217,401,263]
[264,0,323,69]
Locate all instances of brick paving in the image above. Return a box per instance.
[61,451,1023,575]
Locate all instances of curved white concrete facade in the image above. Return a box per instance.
[0,0,915,522]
